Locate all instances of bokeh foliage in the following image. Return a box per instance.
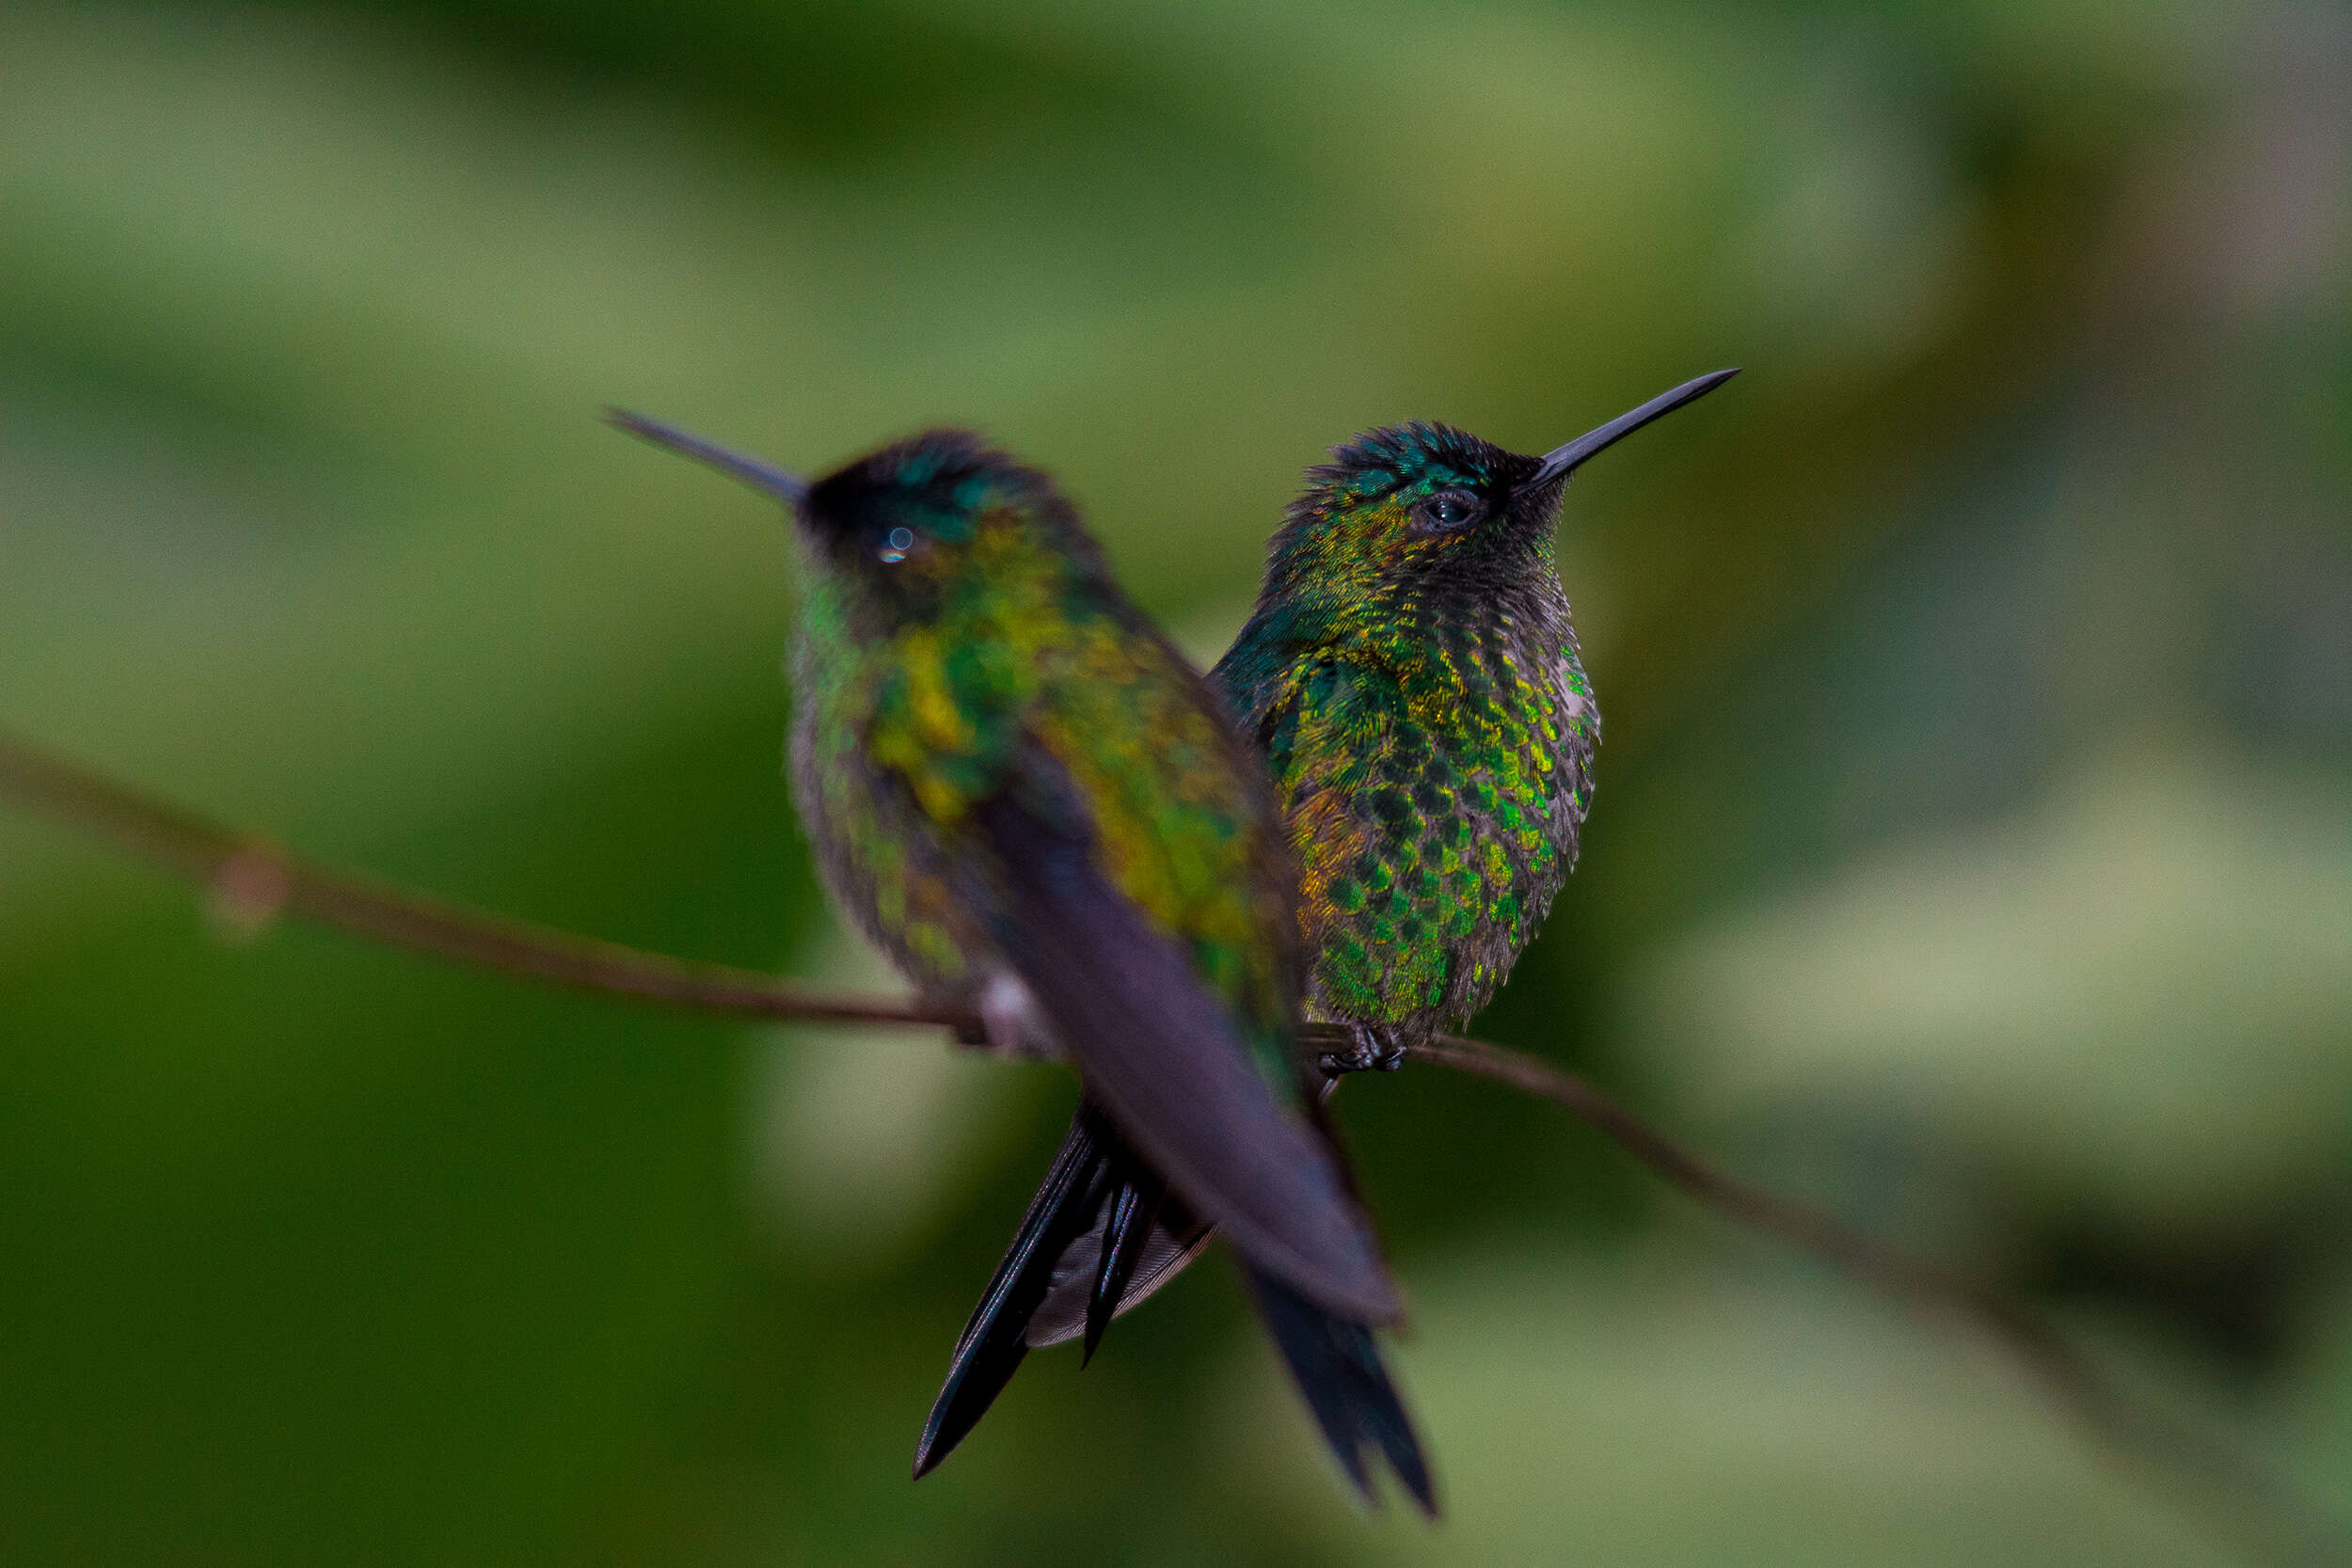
[2,1,2347,1562]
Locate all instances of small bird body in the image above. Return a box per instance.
[785,462,1289,1091]
[1213,420,1600,1052]
[930,372,1739,1506]
[607,413,1417,1501]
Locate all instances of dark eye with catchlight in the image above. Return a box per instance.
[1415,489,1481,533]
[878,525,915,564]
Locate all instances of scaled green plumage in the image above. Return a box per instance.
[1215,420,1598,1040]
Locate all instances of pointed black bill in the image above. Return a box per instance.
[604,407,809,507]
[1526,368,1740,489]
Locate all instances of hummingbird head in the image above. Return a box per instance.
[801,429,1102,601]
[605,412,1104,625]
[1270,422,1552,605]
[1258,370,1740,613]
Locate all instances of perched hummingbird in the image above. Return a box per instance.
[604,411,1417,1503]
[923,371,1739,1501]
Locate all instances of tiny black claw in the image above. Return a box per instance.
[1319,1022,1412,1075]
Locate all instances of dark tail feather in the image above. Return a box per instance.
[1083,1163,1168,1364]
[926,1102,1428,1507]
[1242,1265,1438,1517]
[1035,1074,1341,1349]
[914,1108,1114,1478]
[1025,1186,1211,1350]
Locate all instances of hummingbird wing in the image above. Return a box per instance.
[969,784,1402,1326]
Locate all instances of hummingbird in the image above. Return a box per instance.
[603,411,1419,1504]
[921,370,1740,1502]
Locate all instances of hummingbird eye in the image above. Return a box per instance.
[1414,489,1481,533]
[878,525,916,564]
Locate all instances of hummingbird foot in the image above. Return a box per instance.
[1318,1022,1412,1075]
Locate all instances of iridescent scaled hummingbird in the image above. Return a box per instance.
[603,410,1425,1507]
[921,370,1740,1498]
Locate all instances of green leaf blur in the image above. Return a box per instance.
[2,2,2346,1562]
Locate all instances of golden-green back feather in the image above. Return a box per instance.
[789,464,1300,1090]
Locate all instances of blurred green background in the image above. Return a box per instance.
[3,1,2348,1562]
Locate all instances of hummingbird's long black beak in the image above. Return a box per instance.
[604,407,809,507]
[1527,368,1740,489]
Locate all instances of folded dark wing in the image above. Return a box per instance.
[971,788,1400,1325]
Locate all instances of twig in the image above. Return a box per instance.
[1,727,2344,1564]
[1407,1035,2351,1568]
[0,731,962,1031]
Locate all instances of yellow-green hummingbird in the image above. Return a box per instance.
[607,412,1426,1508]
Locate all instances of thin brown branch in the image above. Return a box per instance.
[0,730,966,1032]
[2,726,2345,1564]
[1406,1038,2070,1350]
[1408,1035,2352,1568]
